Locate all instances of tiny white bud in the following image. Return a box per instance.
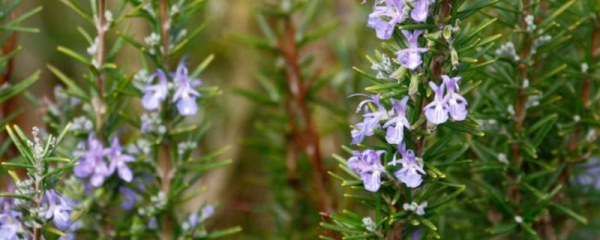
[515,215,523,224]
[497,153,508,164]
[507,105,515,115]
[522,79,529,88]
[581,63,589,73]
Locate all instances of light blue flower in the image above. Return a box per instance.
[383,96,411,145]
[367,0,408,40]
[172,60,201,116]
[141,70,168,111]
[396,30,427,70]
[348,149,387,192]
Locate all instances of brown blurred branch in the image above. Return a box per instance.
[0,12,19,190]
[94,0,106,136]
[278,17,333,214]
[509,0,532,209]
[159,0,173,239]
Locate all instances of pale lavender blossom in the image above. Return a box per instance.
[348,149,387,192]
[148,217,158,229]
[172,60,201,116]
[412,228,422,240]
[74,135,110,187]
[58,221,82,240]
[383,96,410,145]
[106,137,135,183]
[424,75,468,124]
[367,0,408,40]
[0,211,21,240]
[141,70,168,111]
[411,0,435,22]
[200,204,215,222]
[390,144,425,188]
[395,30,428,70]
[43,190,72,230]
[351,94,389,145]
[119,187,139,210]
[574,157,600,191]
[424,81,449,124]
[442,75,468,121]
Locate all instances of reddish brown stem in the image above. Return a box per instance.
[0,14,19,172]
[510,2,532,206]
[278,17,332,213]
[158,0,173,239]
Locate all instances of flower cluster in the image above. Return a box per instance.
[367,0,434,40]
[348,0,468,198]
[141,60,201,116]
[367,0,433,70]
[73,135,134,187]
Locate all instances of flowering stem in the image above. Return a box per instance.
[279,18,332,213]
[33,158,43,240]
[509,0,533,207]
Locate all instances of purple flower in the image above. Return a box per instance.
[351,94,389,145]
[348,149,387,192]
[574,157,600,191]
[43,190,72,230]
[390,144,425,188]
[106,138,135,183]
[424,81,449,124]
[411,0,435,22]
[442,75,468,121]
[367,0,408,40]
[141,70,168,111]
[74,135,110,187]
[119,187,139,210]
[424,75,468,124]
[200,204,215,221]
[148,217,158,230]
[412,228,422,240]
[58,221,82,240]
[383,96,410,145]
[0,210,21,240]
[396,30,428,70]
[172,60,201,116]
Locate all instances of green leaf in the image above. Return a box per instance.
[443,120,484,137]
[44,227,67,237]
[0,192,32,201]
[47,65,90,100]
[57,46,92,66]
[1,161,34,169]
[0,71,39,103]
[550,203,587,225]
[456,0,499,19]
[207,226,242,239]
[541,0,575,26]
[417,217,438,231]
[527,114,558,147]
[487,223,517,235]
